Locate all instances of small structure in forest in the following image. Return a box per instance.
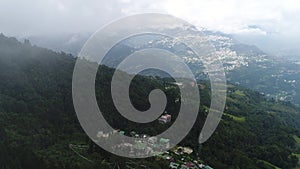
[158,114,171,124]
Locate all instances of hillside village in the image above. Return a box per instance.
[96,128,213,169]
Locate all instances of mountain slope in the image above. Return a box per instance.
[0,34,300,169]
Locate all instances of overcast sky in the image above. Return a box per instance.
[0,0,299,54]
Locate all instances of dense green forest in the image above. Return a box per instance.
[1,33,300,169]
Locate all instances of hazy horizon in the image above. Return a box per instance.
[1,0,300,57]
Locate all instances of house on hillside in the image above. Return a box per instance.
[148,137,158,144]
[119,130,125,135]
[96,131,109,138]
[159,138,170,148]
[181,162,197,169]
[203,165,213,169]
[170,162,180,169]
[158,114,171,124]
[183,147,193,154]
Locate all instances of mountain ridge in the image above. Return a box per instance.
[1,33,300,168]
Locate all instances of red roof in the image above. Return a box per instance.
[185,162,194,167]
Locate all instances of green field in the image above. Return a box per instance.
[224,113,246,122]
[292,154,300,169]
[234,90,246,97]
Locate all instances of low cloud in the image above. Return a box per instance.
[0,0,299,55]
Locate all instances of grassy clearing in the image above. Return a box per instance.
[293,135,300,148]
[224,113,245,122]
[258,160,281,169]
[234,90,246,97]
[292,154,300,169]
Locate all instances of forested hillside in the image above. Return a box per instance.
[1,34,300,169]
